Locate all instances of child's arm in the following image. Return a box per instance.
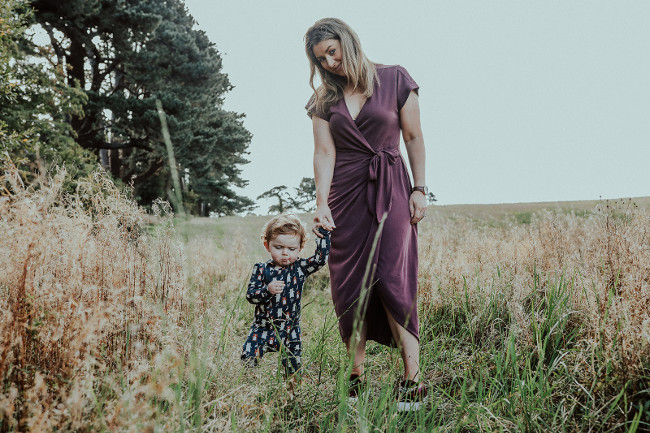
[245,263,272,304]
[299,228,331,277]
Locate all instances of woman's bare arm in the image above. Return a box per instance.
[400,91,427,224]
[312,115,337,234]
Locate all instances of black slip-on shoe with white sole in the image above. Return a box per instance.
[396,379,429,412]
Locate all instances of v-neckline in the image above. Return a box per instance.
[343,92,368,123]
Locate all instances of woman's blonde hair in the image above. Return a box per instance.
[304,18,378,116]
[261,214,308,250]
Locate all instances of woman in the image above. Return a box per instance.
[304,18,428,411]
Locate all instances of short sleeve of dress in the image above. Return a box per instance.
[305,94,331,121]
[396,66,419,111]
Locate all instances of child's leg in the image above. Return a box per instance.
[281,328,302,377]
[241,327,270,367]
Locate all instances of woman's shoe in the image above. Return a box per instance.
[396,380,429,412]
[348,373,367,403]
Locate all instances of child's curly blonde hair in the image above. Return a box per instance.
[261,214,308,250]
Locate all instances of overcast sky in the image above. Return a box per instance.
[184,0,649,207]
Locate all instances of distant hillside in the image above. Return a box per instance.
[432,196,650,219]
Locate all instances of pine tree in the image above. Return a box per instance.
[0,0,95,185]
[257,186,295,214]
[30,0,253,215]
[293,177,316,212]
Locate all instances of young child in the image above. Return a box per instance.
[241,214,330,378]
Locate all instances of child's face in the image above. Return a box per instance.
[264,233,302,267]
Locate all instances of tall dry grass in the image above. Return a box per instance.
[419,200,649,375]
[1,158,648,431]
[417,200,649,428]
[0,163,188,431]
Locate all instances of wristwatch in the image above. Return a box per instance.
[412,186,428,195]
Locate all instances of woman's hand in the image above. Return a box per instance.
[409,191,428,224]
[313,204,335,237]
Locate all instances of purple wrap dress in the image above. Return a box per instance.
[308,65,420,347]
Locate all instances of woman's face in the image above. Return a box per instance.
[312,39,345,77]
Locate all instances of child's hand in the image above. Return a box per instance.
[267,280,285,295]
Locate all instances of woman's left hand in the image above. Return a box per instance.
[409,191,428,224]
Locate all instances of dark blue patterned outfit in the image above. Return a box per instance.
[241,229,330,375]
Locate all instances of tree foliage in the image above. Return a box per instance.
[0,0,96,187]
[26,0,252,215]
[257,185,292,214]
[293,177,316,212]
[257,178,318,214]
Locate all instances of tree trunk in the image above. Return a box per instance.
[109,149,121,178]
[99,149,109,170]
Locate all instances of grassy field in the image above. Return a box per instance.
[0,168,648,432]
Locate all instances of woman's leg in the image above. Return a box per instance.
[345,319,368,376]
[383,304,420,382]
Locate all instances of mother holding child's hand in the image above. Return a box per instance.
[304,18,429,411]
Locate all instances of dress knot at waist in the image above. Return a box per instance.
[367,148,401,223]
